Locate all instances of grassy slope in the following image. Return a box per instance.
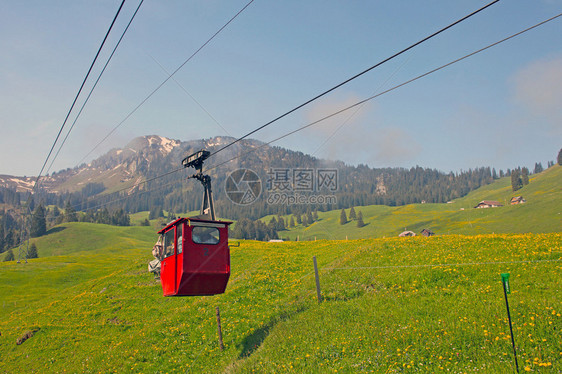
[0,224,155,310]
[0,166,559,372]
[272,165,561,240]
[32,222,155,257]
[0,234,560,373]
[129,210,202,226]
[54,167,144,194]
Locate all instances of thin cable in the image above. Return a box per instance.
[323,258,561,271]
[44,0,496,211]
[73,176,186,214]
[18,1,128,262]
[70,12,562,214]
[34,0,127,192]
[205,12,562,172]
[46,0,145,175]
[310,55,414,157]
[148,54,234,137]
[210,0,500,157]
[71,167,186,213]
[77,0,255,166]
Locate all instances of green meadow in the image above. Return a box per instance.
[273,165,561,240]
[0,166,560,373]
[1,231,561,373]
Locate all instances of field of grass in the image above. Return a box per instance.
[0,165,559,372]
[271,165,561,241]
[1,230,560,373]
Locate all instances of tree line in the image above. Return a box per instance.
[0,199,131,255]
[230,209,323,241]
[1,147,560,247]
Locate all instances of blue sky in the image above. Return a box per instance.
[1,0,561,176]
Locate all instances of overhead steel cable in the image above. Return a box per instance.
[310,55,414,158]
[204,12,562,172]
[77,0,255,166]
[46,0,145,176]
[70,175,187,215]
[33,0,127,193]
[148,53,234,137]
[209,0,500,158]
[18,1,128,262]
[55,1,497,213]
[44,0,257,216]
[70,11,562,215]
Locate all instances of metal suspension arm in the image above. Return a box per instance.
[183,149,215,220]
[192,172,215,220]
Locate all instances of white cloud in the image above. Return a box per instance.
[511,54,562,128]
[29,119,56,138]
[298,94,422,166]
[371,127,422,165]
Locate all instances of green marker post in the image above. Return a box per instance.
[501,273,519,373]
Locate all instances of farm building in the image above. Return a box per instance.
[510,196,526,205]
[474,200,503,209]
[399,230,416,237]
[420,228,435,237]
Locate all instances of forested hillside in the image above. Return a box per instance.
[1,136,558,255]
[2,136,511,218]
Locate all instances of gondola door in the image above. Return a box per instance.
[175,223,184,293]
[160,225,177,296]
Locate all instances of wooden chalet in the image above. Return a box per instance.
[510,196,526,205]
[399,230,416,237]
[420,228,435,237]
[474,200,503,209]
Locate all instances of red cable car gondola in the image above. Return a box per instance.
[152,150,232,297]
[158,217,232,296]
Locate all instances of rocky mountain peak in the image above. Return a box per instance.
[126,135,181,156]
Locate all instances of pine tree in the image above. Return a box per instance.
[268,216,278,231]
[0,223,4,253]
[30,204,47,238]
[296,214,302,225]
[277,216,285,231]
[289,216,295,228]
[356,211,365,228]
[4,248,14,261]
[534,162,543,174]
[27,197,35,212]
[521,167,529,186]
[349,206,356,220]
[28,243,38,258]
[339,208,347,225]
[511,169,523,192]
[5,230,14,249]
[558,148,562,165]
[64,200,78,222]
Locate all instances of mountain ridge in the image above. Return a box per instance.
[0,135,509,220]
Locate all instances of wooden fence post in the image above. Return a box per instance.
[216,306,224,350]
[313,256,322,303]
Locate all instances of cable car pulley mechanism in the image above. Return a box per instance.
[182,150,215,221]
